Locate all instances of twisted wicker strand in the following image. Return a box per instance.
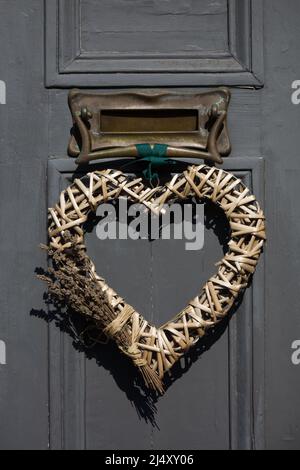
[47,165,265,387]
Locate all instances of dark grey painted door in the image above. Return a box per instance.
[0,0,300,450]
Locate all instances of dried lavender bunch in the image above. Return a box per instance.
[38,233,165,394]
[39,234,130,347]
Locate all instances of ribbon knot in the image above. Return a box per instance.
[135,144,176,184]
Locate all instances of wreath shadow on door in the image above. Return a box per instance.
[32,162,250,427]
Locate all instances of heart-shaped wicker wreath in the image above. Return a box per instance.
[41,165,265,394]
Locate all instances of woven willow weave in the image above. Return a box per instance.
[46,165,266,393]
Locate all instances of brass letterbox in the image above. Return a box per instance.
[68,88,231,165]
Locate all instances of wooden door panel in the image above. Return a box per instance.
[47,158,264,449]
[45,0,263,87]
[3,0,300,450]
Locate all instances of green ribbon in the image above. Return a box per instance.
[135,143,176,183]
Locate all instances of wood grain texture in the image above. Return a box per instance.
[262,0,300,450]
[45,0,264,87]
[1,0,300,451]
[0,0,49,450]
[80,0,229,55]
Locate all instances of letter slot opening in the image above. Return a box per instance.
[100,109,199,134]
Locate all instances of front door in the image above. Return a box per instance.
[0,0,299,450]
